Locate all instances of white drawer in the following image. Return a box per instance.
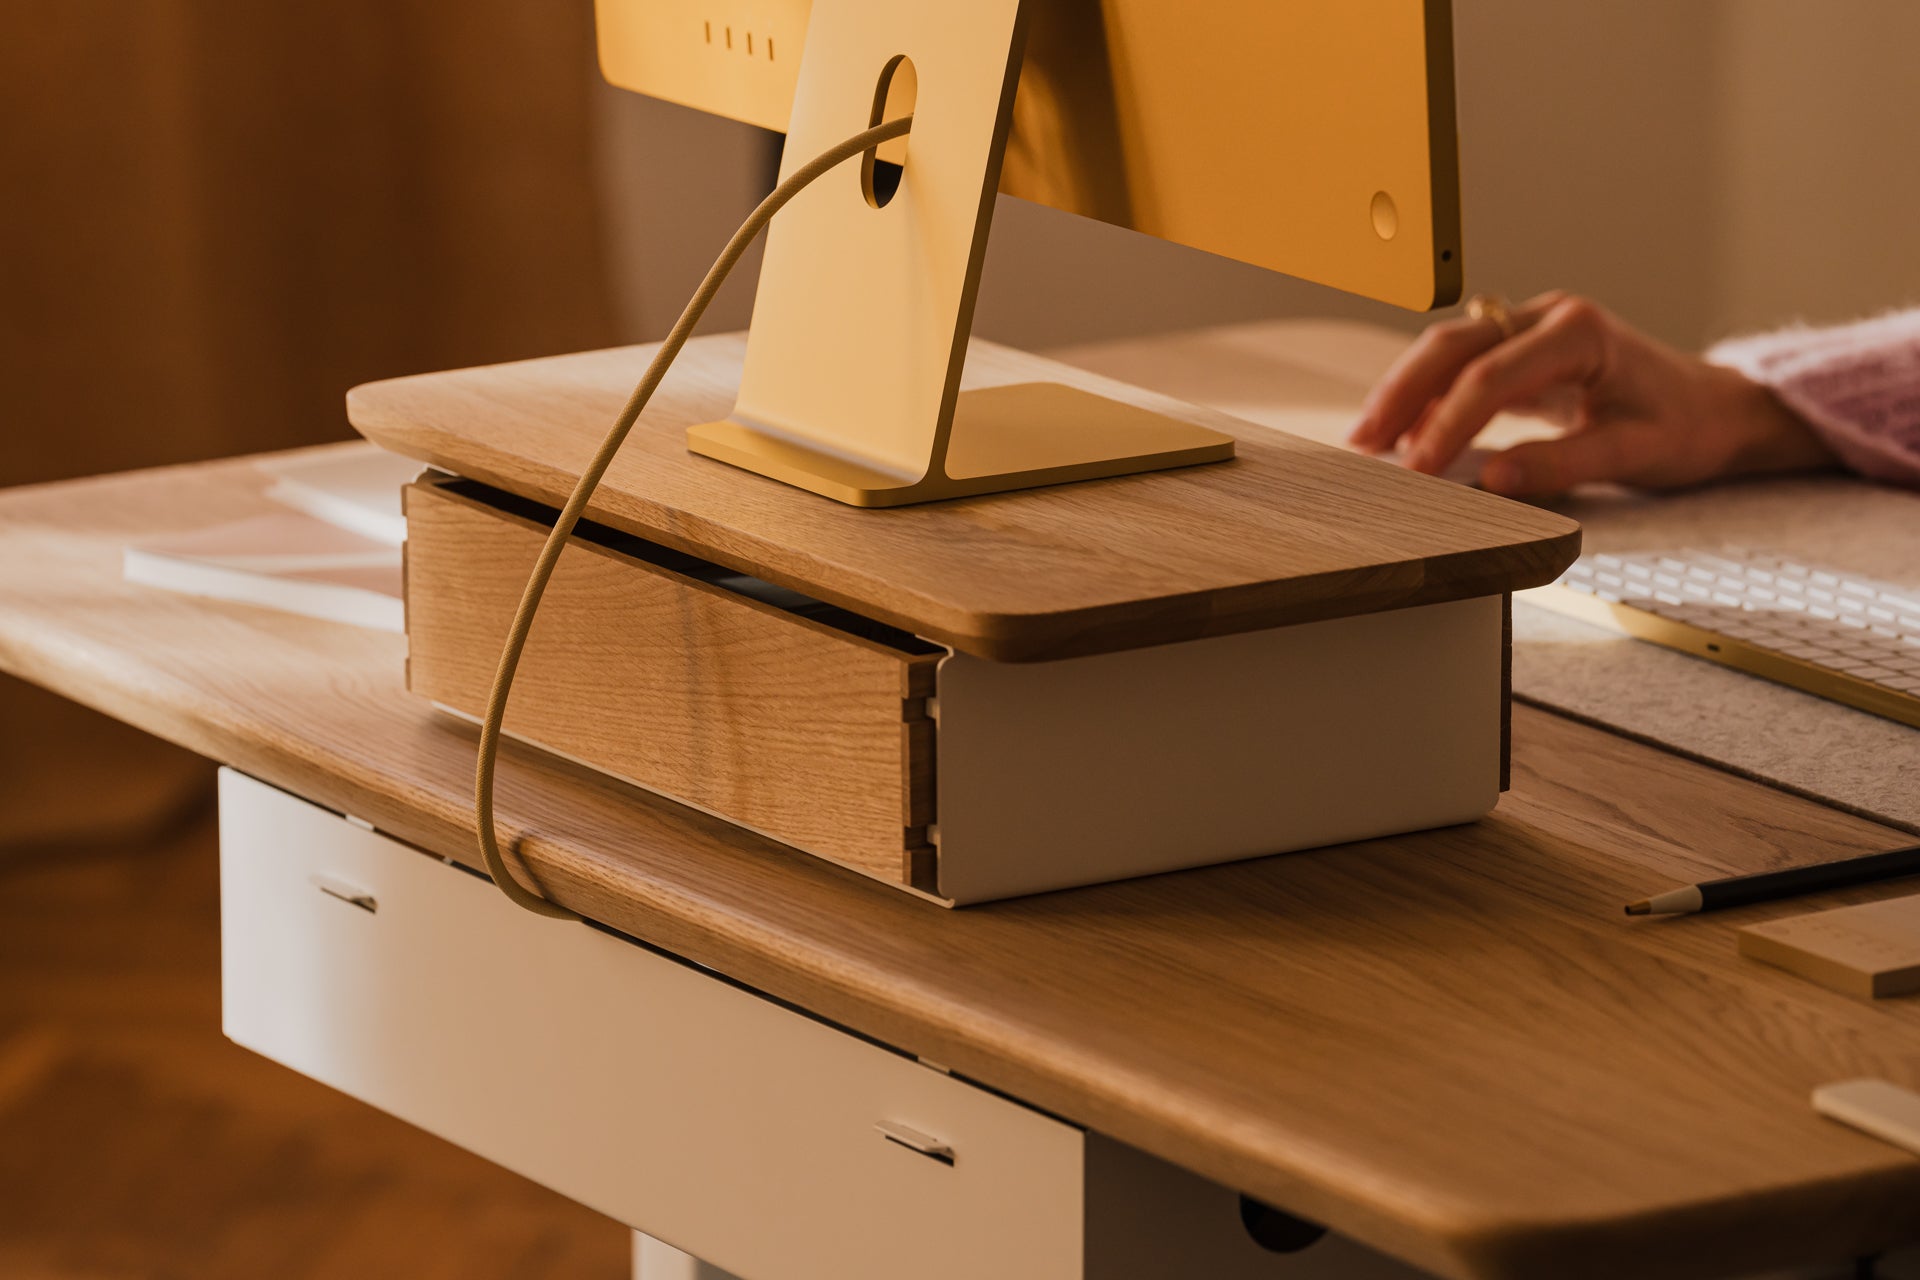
[218,769,1079,1280]
[218,769,1432,1280]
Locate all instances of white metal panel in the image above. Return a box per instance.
[218,770,1084,1280]
[934,596,1504,903]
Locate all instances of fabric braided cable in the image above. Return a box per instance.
[472,114,915,919]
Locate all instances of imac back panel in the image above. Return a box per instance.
[596,0,1462,311]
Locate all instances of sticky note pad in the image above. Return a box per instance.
[1739,895,1920,999]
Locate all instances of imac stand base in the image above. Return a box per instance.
[687,381,1236,508]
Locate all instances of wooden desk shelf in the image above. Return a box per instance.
[369,335,1579,902]
[407,472,1513,902]
[348,334,1580,662]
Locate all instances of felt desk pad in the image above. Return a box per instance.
[1511,476,1920,836]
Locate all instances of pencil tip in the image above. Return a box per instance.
[1624,901,1651,916]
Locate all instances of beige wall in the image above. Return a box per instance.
[596,1,1920,354]
[593,86,775,339]
[1711,2,1920,339]
[1449,0,1722,347]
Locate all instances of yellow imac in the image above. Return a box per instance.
[596,0,1462,506]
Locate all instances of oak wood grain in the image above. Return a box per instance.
[347,335,1581,661]
[6,450,1920,1280]
[404,476,935,884]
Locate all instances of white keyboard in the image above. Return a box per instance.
[1526,546,1920,728]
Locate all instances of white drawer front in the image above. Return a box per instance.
[935,595,1504,903]
[218,770,1083,1280]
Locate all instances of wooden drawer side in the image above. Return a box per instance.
[404,477,939,885]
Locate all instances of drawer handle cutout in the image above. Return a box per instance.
[875,1120,954,1166]
[310,873,378,914]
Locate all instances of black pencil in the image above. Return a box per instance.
[1625,845,1920,916]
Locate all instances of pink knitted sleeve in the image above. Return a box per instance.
[1707,309,1920,488]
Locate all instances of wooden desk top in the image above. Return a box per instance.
[8,452,1920,1280]
[346,335,1580,660]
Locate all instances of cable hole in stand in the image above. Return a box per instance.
[862,54,917,209]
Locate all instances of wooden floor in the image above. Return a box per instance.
[0,768,628,1280]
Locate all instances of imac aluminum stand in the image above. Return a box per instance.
[686,0,1235,507]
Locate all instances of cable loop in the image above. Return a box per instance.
[472,115,915,919]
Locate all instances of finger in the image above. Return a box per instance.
[1516,289,1570,316]
[1350,319,1504,452]
[1404,398,1440,452]
[1479,421,1669,497]
[1401,299,1609,476]
[1349,291,1567,452]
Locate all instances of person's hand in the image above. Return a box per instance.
[1348,291,1838,497]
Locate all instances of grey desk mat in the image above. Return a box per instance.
[1514,476,1920,835]
[1055,321,1920,834]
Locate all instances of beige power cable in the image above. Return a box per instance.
[473,114,915,919]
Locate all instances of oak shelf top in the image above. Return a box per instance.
[6,450,1920,1280]
[346,335,1581,660]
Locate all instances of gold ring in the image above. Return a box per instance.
[1467,292,1518,342]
